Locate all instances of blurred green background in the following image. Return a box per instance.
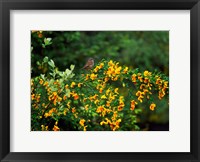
[31,31,169,131]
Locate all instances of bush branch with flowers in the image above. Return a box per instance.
[31,56,169,131]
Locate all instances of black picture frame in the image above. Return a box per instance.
[0,0,200,161]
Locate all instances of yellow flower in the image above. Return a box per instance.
[63,95,67,100]
[73,93,79,100]
[130,100,137,110]
[140,84,146,90]
[99,63,104,68]
[144,77,149,83]
[164,81,169,87]
[100,118,111,125]
[41,125,48,131]
[49,92,56,100]
[150,103,156,111]
[74,113,78,118]
[106,89,111,95]
[96,105,105,113]
[136,91,142,96]
[79,119,85,127]
[113,76,118,81]
[109,93,116,102]
[53,125,60,131]
[36,94,41,102]
[132,74,137,83]
[31,94,35,100]
[39,79,43,85]
[158,91,165,99]
[119,96,124,103]
[101,95,107,99]
[118,96,125,111]
[136,91,144,103]
[147,83,153,90]
[115,66,122,75]
[65,84,69,89]
[44,108,57,118]
[123,67,129,74]
[90,73,97,80]
[43,81,48,87]
[138,96,144,103]
[118,103,124,111]
[143,89,149,95]
[106,101,111,107]
[85,74,90,80]
[47,88,51,93]
[85,104,89,110]
[93,66,99,73]
[111,111,118,121]
[104,77,109,82]
[106,67,115,76]
[114,88,119,94]
[78,83,83,87]
[156,78,162,85]
[89,94,98,101]
[83,126,87,131]
[48,92,62,105]
[94,99,99,104]
[67,101,71,108]
[72,107,76,113]
[70,82,76,88]
[99,88,103,93]
[63,109,67,115]
[108,60,114,67]
[144,70,151,77]
[116,119,121,125]
[138,75,143,82]
[110,119,122,131]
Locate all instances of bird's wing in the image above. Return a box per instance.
[81,64,89,69]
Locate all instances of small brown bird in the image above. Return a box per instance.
[81,58,94,70]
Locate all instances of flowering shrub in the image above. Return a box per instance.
[31,57,169,131]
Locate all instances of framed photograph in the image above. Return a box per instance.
[0,0,199,161]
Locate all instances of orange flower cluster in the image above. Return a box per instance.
[31,59,169,131]
[48,92,62,106]
[155,76,169,99]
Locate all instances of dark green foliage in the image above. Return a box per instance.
[31,31,169,76]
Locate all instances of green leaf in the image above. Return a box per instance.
[74,100,79,104]
[135,109,142,114]
[43,56,49,62]
[69,73,75,78]
[66,89,71,97]
[40,74,45,80]
[44,38,52,46]
[36,61,40,66]
[46,38,52,42]
[49,72,55,77]
[48,60,55,68]
[134,125,140,130]
[51,87,58,91]
[70,65,75,71]
[65,69,71,76]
